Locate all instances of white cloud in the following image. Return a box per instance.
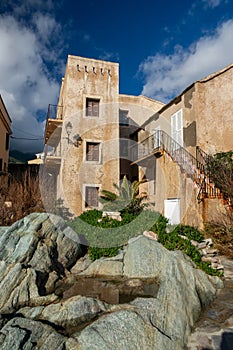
[33,13,61,44]
[139,20,233,103]
[202,0,222,8]
[99,51,120,62]
[2,0,55,17]
[0,10,65,152]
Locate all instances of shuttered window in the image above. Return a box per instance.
[171,109,183,149]
[85,186,99,207]
[86,142,100,161]
[86,98,100,117]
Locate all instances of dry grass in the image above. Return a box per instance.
[0,171,45,226]
[205,210,233,258]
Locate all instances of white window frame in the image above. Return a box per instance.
[153,126,160,149]
[171,109,183,150]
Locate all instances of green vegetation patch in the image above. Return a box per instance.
[151,217,223,276]
[67,210,223,276]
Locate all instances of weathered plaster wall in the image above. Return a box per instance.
[119,95,164,127]
[139,66,233,226]
[152,152,204,228]
[57,56,120,215]
[0,97,11,171]
[195,68,233,154]
[158,66,233,155]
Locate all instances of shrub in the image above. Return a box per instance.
[78,209,103,226]
[67,209,160,260]
[0,171,45,225]
[68,209,223,276]
[151,221,222,276]
[88,246,120,261]
[172,224,205,242]
[150,214,168,236]
[205,214,233,258]
[206,151,233,205]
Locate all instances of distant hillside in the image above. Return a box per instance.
[9,150,36,164]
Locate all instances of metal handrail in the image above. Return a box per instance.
[131,130,221,201]
[47,104,63,120]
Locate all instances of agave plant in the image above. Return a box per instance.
[99,175,147,212]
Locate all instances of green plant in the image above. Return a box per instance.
[150,218,222,276]
[206,151,233,204]
[172,224,205,242]
[78,209,103,226]
[99,175,147,213]
[88,246,121,261]
[68,208,223,275]
[150,214,168,236]
[67,209,160,260]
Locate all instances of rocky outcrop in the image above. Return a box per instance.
[0,213,84,313]
[187,255,233,349]
[0,214,224,349]
[75,235,222,349]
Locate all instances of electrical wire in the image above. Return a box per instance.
[11,125,43,138]
[10,136,44,141]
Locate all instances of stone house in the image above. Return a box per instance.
[132,63,233,227]
[43,55,163,216]
[43,56,232,226]
[0,95,12,172]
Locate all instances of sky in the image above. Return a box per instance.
[0,0,233,153]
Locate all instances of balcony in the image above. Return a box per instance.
[44,147,62,168]
[44,104,63,146]
[131,133,163,165]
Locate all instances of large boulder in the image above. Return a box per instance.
[0,213,84,313]
[0,215,223,349]
[73,235,222,349]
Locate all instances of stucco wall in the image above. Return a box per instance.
[0,96,11,171]
[142,152,206,228]
[52,56,120,215]
[195,68,233,154]
[158,66,233,155]
[136,65,233,226]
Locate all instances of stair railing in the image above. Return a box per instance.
[132,130,221,201]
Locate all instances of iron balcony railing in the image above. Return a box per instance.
[131,130,221,201]
[47,104,63,120]
[131,130,200,177]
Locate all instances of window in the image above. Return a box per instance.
[153,126,160,149]
[85,186,99,208]
[171,109,183,149]
[86,98,100,117]
[5,133,9,151]
[86,142,100,161]
[0,159,2,171]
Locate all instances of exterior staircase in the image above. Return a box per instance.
[132,130,222,203]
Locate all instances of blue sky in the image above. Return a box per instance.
[0,0,233,152]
